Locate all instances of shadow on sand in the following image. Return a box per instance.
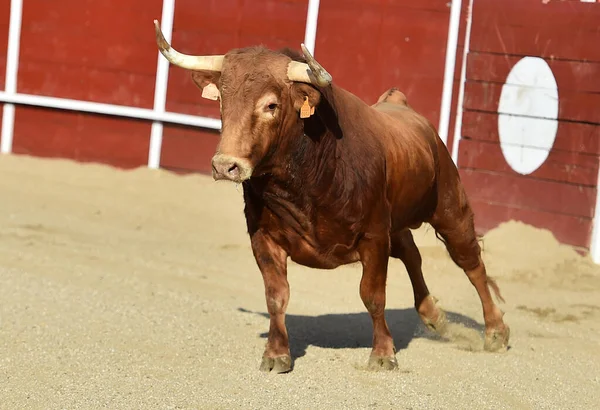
[239,307,486,360]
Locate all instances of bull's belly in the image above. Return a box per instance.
[286,236,361,270]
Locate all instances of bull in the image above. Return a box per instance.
[154,20,510,373]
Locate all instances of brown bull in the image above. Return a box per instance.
[154,20,510,373]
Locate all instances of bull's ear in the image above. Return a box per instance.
[290,83,321,117]
[191,71,222,100]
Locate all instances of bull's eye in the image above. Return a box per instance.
[257,93,279,118]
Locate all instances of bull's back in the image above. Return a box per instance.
[373,87,409,107]
[371,88,434,134]
[371,88,443,229]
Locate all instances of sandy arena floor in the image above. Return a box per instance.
[1,154,599,409]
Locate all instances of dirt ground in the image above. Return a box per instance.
[1,154,599,410]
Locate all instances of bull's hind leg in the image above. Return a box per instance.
[430,194,510,352]
[390,230,447,334]
[251,231,292,373]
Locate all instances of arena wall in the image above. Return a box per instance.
[457,0,600,251]
[1,0,600,257]
[0,0,464,172]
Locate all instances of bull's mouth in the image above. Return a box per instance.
[211,154,254,183]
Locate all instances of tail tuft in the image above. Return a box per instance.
[487,276,506,304]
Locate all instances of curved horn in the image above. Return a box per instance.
[301,44,332,86]
[154,20,224,71]
[286,43,332,87]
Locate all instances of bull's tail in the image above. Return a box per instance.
[487,276,506,304]
[435,231,505,304]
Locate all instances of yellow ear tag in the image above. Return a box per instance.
[202,83,220,100]
[300,96,312,118]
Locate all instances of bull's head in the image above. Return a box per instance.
[154,20,332,183]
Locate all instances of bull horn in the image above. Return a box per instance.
[286,43,332,87]
[154,20,223,71]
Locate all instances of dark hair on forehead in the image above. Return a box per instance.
[225,45,306,65]
[277,47,307,63]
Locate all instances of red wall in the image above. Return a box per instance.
[315,0,467,151]
[14,0,600,249]
[1,0,10,126]
[9,0,163,168]
[458,0,600,249]
[0,0,458,173]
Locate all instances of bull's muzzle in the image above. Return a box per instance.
[211,154,253,183]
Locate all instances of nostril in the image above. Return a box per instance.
[211,156,249,181]
[227,163,240,177]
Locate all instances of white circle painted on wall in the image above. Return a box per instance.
[497,56,559,175]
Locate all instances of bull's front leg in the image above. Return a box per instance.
[251,231,291,373]
[359,238,398,370]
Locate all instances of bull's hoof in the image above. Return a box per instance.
[418,297,448,336]
[484,325,510,352]
[367,354,399,371]
[421,306,448,336]
[259,355,292,373]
